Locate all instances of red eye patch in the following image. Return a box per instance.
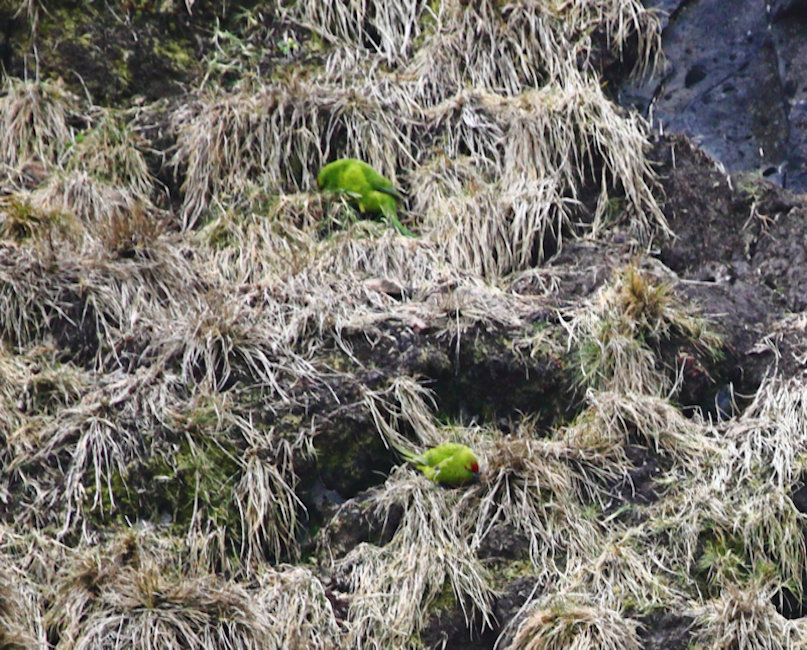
[470,461,479,473]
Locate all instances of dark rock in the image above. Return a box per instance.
[769,0,807,21]
[636,611,694,649]
[775,476,807,618]
[790,481,807,514]
[299,478,345,525]
[317,486,402,560]
[612,444,664,505]
[477,522,531,560]
[624,0,807,192]
[493,576,543,637]
[651,134,786,394]
[420,606,497,650]
[773,585,807,619]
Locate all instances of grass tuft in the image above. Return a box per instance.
[692,580,807,649]
[505,593,642,650]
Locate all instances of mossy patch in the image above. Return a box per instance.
[85,408,242,547]
[0,197,64,243]
[14,2,203,105]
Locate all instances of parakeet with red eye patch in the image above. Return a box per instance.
[401,442,480,487]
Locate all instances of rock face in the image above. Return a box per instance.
[624,0,807,190]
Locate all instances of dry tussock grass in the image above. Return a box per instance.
[7,1,801,648]
[567,264,721,393]
[169,0,666,274]
[337,467,494,648]
[0,559,45,648]
[638,376,807,607]
[504,592,642,650]
[281,0,427,65]
[46,533,273,650]
[357,377,677,637]
[0,77,78,172]
[254,565,342,649]
[169,80,413,228]
[692,580,807,649]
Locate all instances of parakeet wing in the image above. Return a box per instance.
[430,454,476,486]
[419,442,469,467]
[361,164,403,200]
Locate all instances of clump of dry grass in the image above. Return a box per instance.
[281,0,428,65]
[0,560,44,649]
[567,264,721,394]
[0,245,80,352]
[148,390,313,569]
[255,565,342,649]
[407,0,565,102]
[0,89,162,261]
[691,580,807,649]
[701,376,807,597]
[413,80,667,275]
[46,532,274,650]
[364,376,441,452]
[234,422,312,565]
[306,0,662,101]
[169,80,413,228]
[578,389,718,464]
[29,172,144,233]
[9,366,177,536]
[475,428,606,579]
[565,527,681,610]
[197,192,365,285]
[62,112,154,200]
[720,376,807,492]
[0,77,79,172]
[335,467,494,649]
[643,378,807,605]
[0,193,66,244]
[152,290,286,394]
[503,592,642,650]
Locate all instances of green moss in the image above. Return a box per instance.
[0,198,62,243]
[429,579,457,612]
[313,416,393,496]
[152,37,195,71]
[86,404,242,544]
[694,530,750,596]
[487,559,537,594]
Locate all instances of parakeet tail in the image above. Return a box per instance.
[386,436,422,465]
[382,205,419,238]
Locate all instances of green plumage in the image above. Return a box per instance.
[317,158,418,238]
[401,442,480,487]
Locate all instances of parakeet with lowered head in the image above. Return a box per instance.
[398,442,480,487]
[316,158,418,238]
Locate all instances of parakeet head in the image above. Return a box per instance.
[459,448,480,476]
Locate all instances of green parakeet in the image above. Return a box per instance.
[316,158,418,238]
[399,442,480,487]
